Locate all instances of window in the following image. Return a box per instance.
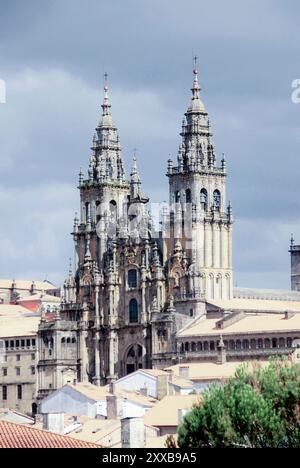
[2,386,7,401]
[189,309,194,317]
[109,200,117,220]
[200,189,208,210]
[129,299,138,323]
[26,339,30,348]
[31,353,35,361]
[17,385,22,400]
[16,354,21,362]
[175,191,180,203]
[3,368,7,377]
[10,340,14,349]
[128,269,137,288]
[16,340,20,349]
[186,189,191,204]
[31,366,35,375]
[213,190,221,210]
[21,340,25,348]
[32,339,36,347]
[16,367,21,376]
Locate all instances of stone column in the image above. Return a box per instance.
[93,332,101,386]
[79,306,89,382]
[108,330,117,381]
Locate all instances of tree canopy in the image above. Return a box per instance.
[177,360,300,448]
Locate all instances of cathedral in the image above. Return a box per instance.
[37,63,235,396]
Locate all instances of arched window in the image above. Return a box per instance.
[109,200,117,220]
[129,299,138,323]
[213,190,221,210]
[186,189,191,204]
[264,338,271,349]
[243,340,249,350]
[61,338,66,344]
[125,344,143,374]
[128,269,137,288]
[200,189,208,210]
[250,339,256,350]
[279,337,285,348]
[175,191,181,203]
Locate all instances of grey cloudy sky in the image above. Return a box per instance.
[0,0,299,289]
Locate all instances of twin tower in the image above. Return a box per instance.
[37,64,234,393]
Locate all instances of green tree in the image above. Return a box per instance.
[178,360,300,448]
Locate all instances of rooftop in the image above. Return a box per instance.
[233,287,300,302]
[166,360,269,381]
[0,304,40,338]
[144,395,200,428]
[179,312,300,338]
[0,420,100,448]
[66,383,157,407]
[0,279,57,291]
[69,419,120,446]
[209,297,300,313]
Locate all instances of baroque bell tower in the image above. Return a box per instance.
[167,59,233,301]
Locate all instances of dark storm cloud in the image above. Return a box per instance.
[0,0,299,288]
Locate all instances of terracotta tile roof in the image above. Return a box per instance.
[0,420,100,448]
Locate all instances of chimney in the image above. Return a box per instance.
[285,310,295,320]
[139,386,148,397]
[179,366,189,379]
[121,418,145,448]
[157,374,169,400]
[166,369,174,382]
[106,395,123,420]
[42,413,64,434]
[109,382,116,394]
[217,336,226,365]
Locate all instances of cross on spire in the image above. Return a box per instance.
[193,55,198,71]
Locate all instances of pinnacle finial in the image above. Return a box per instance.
[291,234,295,247]
[102,72,111,115]
[68,257,72,277]
[193,55,198,72]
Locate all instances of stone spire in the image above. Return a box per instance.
[130,154,141,199]
[88,74,126,184]
[177,58,216,172]
[187,56,206,114]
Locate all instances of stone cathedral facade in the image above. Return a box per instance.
[37,66,234,396]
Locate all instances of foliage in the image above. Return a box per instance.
[178,360,300,448]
